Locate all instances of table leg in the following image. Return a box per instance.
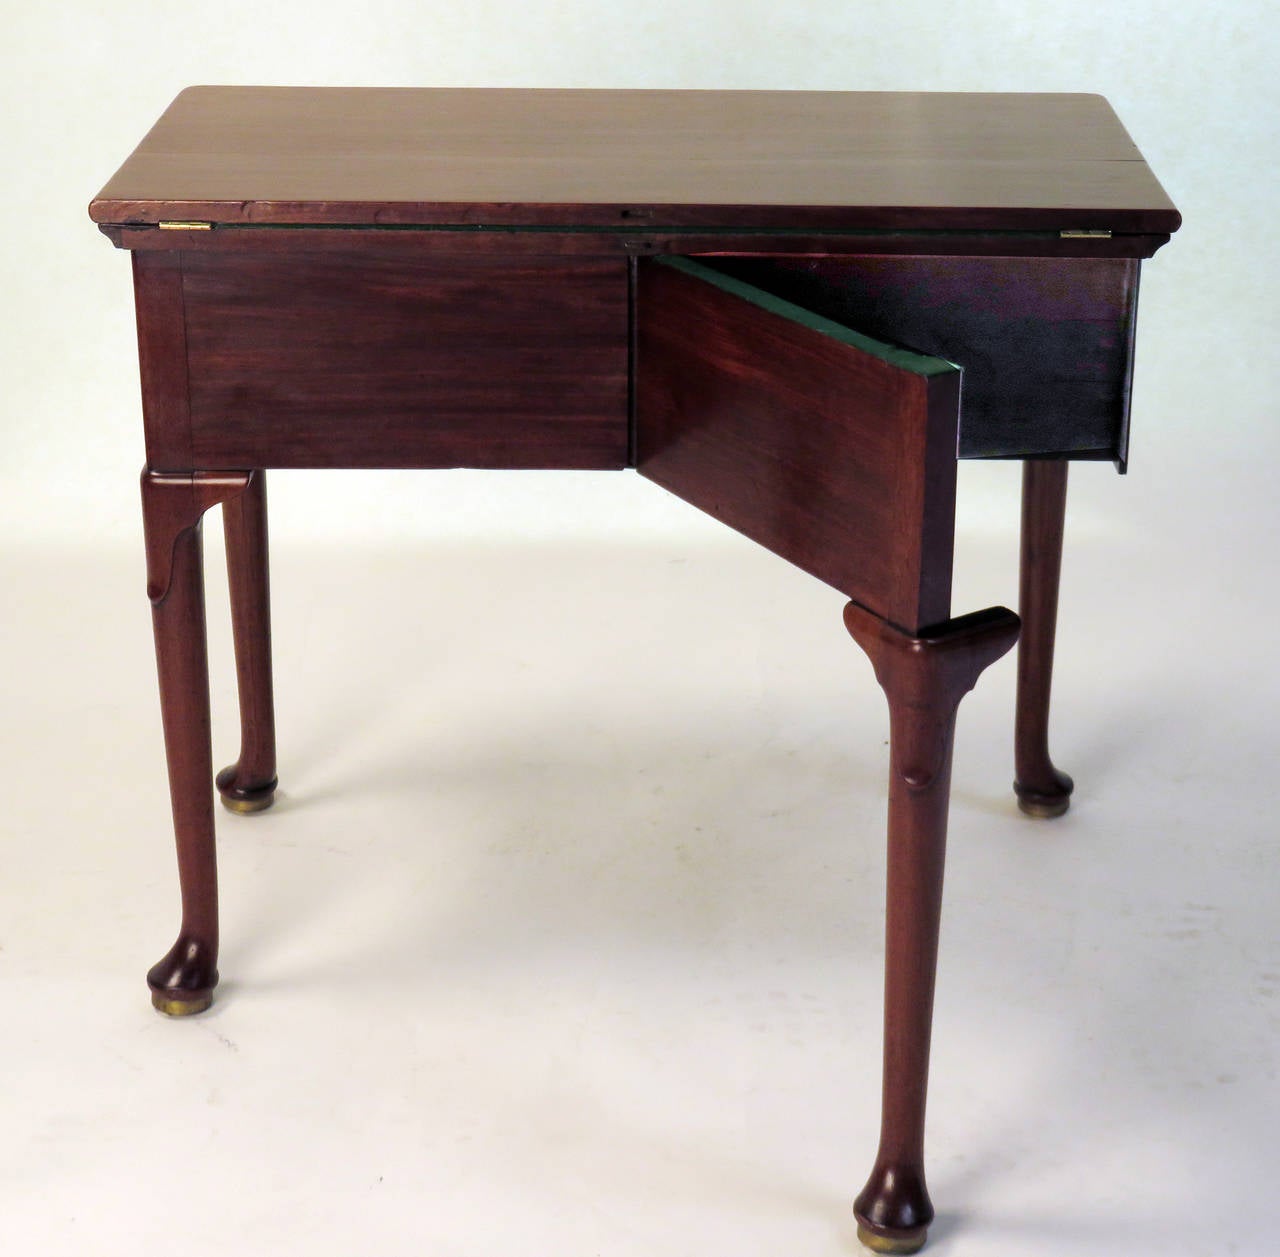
[216,470,278,814]
[141,469,253,1016]
[845,602,1020,1254]
[1013,460,1074,818]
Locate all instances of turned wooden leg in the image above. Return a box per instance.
[845,602,1020,1254]
[216,470,278,814]
[1013,459,1074,818]
[141,469,254,1016]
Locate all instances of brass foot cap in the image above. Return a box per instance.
[856,1223,928,1254]
[216,767,278,815]
[151,990,213,1017]
[1014,771,1073,819]
[1017,793,1070,819]
[219,789,276,815]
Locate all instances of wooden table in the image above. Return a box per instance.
[90,88,1179,1254]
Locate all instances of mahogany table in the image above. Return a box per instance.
[90,87,1179,1254]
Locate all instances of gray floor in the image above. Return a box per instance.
[2,465,1275,1256]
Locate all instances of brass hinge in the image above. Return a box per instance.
[1060,229,1112,239]
[158,220,213,231]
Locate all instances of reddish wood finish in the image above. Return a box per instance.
[141,470,255,1012]
[844,602,1021,1253]
[143,470,255,601]
[132,251,193,469]
[89,88,1180,237]
[95,87,1182,1254]
[101,223,1173,261]
[1014,461,1075,817]
[703,256,1141,466]
[635,257,961,633]
[216,470,277,812]
[175,251,628,471]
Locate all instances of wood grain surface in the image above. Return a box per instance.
[708,256,1140,463]
[636,257,961,633]
[90,87,1180,234]
[175,251,629,469]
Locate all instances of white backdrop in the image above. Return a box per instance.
[2,6,1278,1257]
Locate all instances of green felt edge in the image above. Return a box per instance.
[657,255,960,379]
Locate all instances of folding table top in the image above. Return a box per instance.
[89,87,1181,235]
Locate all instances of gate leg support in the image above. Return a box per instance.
[845,602,1020,1254]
